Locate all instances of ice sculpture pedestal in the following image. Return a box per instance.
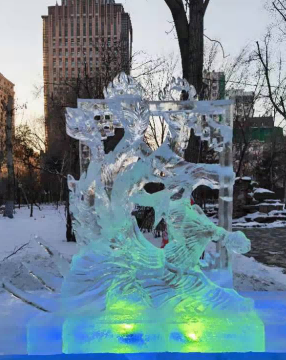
[27,311,265,354]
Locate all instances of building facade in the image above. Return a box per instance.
[42,0,133,153]
[0,72,15,172]
[227,89,255,122]
[204,71,226,100]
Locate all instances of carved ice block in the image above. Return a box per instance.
[27,312,264,354]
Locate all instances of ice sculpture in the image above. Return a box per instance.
[1,73,264,354]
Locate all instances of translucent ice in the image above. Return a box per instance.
[1,73,264,353]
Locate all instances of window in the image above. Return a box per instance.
[71,38,74,46]
[71,48,75,56]
[83,38,87,46]
[77,18,80,36]
[72,58,75,66]
[89,22,92,37]
[83,1,86,14]
[59,19,62,37]
[95,17,99,35]
[77,38,81,46]
[53,39,56,47]
[83,17,86,35]
[53,49,56,56]
[65,38,68,47]
[101,20,104,35]
[59,39,62,46]
[71,21,74,36]
[59,49,62,56]
[65,49,69,56]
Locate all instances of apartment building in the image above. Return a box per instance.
[0,72,15,171]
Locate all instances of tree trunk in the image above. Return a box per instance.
[187,1,205,96]
[66,185,76,242]
[3,96,15,219]
[283,172,286,205]
[30,202,34,218]
[236,143,248,177]
[183,5,205,163]
[164,0,209,162]
[164,0,207,95]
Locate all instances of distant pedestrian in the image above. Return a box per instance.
[161,230,169,248]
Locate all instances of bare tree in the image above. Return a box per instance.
[164,0,210,96]
[255,1,286,128]
[1,96,14,218]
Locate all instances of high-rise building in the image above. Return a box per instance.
[0,72,15,172]
[226,89,255,122]
[42,0,133,153]
[203,71,226,100]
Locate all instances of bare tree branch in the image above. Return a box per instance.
[204,34,229,59]
[1,243,30,262]
[203,0,210,15]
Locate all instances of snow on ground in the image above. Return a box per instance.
[201,241,286,291]
[0,205,78,294]
[233,220,286,229]
[233,253,286,291]
[232,210,286,228]
[208,210,286,229]
[0,205,286,296]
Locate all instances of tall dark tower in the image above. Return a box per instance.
[42,0,133,154]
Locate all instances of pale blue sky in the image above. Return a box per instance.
[0,0,270,123]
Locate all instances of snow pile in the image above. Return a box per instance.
[234,220,286,229]
[192,178,219,190]
[254,188,275,194]
[233,210,286,228]
[0,205,286,295]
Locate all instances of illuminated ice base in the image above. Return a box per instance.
[27,312,265,354]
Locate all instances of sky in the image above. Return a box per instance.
[0,0,270,124]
